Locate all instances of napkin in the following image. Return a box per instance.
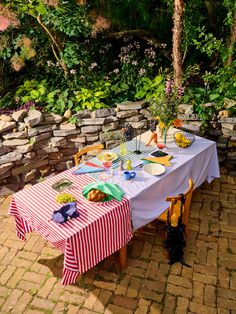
[82,182,125,202]
[85,161,103,168]
[142,155,173,167]
[51,202,79,223]
[73,160,105,174]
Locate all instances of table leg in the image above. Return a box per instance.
[119,245,127,270]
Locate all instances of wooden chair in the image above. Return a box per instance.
[157,178,194,237]
[73,144,104,166]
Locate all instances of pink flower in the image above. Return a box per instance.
[0,15,10,32]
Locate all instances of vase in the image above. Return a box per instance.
[164,128,167,146]
[157,127,169,149]
[157,126,164,139]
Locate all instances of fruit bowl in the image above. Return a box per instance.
[174,131,195,148]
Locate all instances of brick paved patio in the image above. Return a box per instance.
[0,171,236,314]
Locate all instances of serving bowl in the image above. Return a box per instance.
[174,131,195,148]
[143,163,165,176]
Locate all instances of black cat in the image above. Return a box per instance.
[164,194,190,267]
[165,222,187,265]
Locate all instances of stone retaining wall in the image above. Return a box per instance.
[0,100,151,194]
[1,100,236,195]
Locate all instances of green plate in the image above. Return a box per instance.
[52,179,73,192]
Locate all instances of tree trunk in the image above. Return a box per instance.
[77,0,86,5]
[227,10,236,66]
[205,0,218,37]
[172,0,184,87]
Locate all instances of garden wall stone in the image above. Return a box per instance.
[117,100,146,111]
[0,121,16,133]
[12,110,26,122]
[0,101,236,194]
[91,108,116,118]
[24,109,43,127]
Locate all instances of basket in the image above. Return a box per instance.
[174,131,195,148]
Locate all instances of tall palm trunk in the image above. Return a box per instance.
[172,0,184,87]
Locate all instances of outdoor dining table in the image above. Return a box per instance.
[8,128,220,285]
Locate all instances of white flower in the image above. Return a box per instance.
[88,62,97,70]
[139,68,146,76]
[47,60,54,67]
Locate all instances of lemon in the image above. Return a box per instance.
[185,139,191,145]
[175,133,183,141]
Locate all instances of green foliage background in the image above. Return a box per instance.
[0,0,235,117]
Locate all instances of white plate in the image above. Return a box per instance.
[143,163,165,176]
[97,150,118,162]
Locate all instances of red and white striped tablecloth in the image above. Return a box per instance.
[9,169,132,285]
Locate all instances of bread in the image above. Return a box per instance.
[87,189,107,202]
[103,152,113,161]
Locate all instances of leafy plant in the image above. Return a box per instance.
[42,0,91,37]
[194,103,218,128]
[74,80,111,111]
[45,89,73,115]
[183,61,236,114]
[14,79,73,114]
[68,116,79,124]
[183,86,220,105]
[136,72,183,128]
[15,79,48,104]
[135,74,165,100]
[29,137,36,145]
[193,26,223,58]
[148,77,184,128]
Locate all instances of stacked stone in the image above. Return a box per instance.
[76,108,118,149]
[116,100,149,126]
[0,102,149,194]
[0,110,70,192]
[1,98,236,194]
[219,117,236,175]
[177,104,201,134]
[100,100,150,148]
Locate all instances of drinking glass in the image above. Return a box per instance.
[157,128,167,150]
[103,160,112,175]
[120,142,127,156]
[157,142,166,150]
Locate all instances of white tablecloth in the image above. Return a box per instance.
[109,129,220,230]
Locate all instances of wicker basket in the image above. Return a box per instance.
[174,131,195,148]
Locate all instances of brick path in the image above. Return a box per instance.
[0,171,236,314]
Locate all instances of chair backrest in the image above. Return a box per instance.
[73,144,104,166]
[166,178,194,227]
